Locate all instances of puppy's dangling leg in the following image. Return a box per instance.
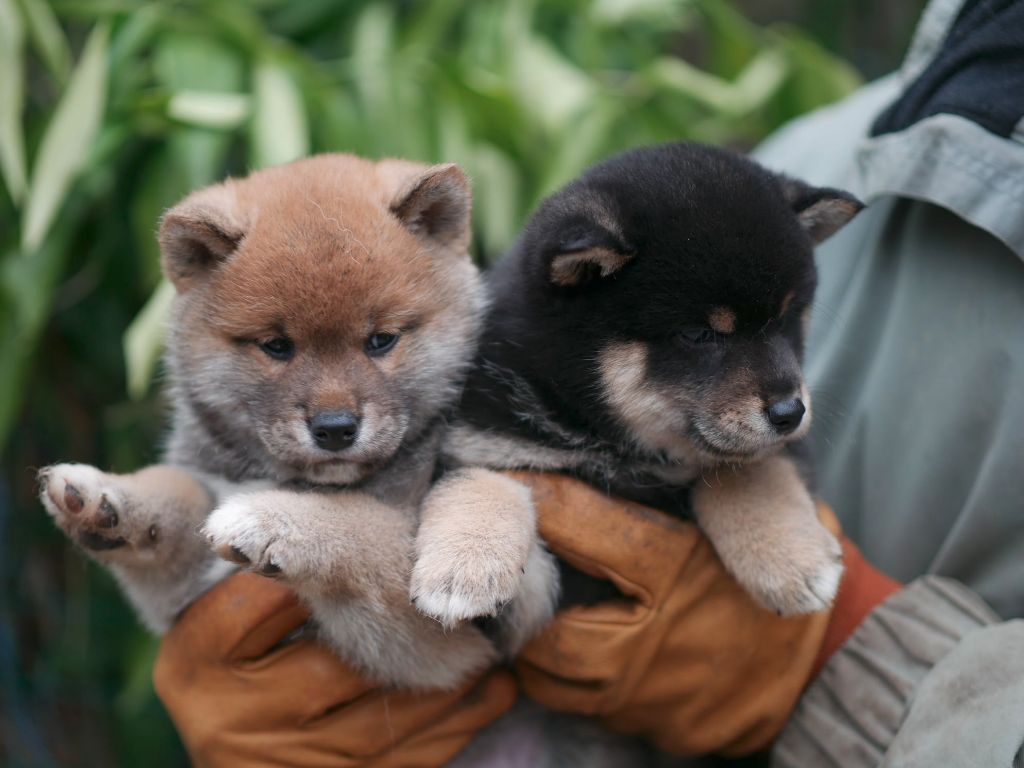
[38,463,221,632]
[692,454,843,615]
[410,469,558,650]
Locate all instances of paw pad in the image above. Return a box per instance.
[96,496,119,528]
[63,483,84,514]
[39,466,133,554]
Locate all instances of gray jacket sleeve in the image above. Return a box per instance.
[774,578,1024,768]
[752,0,1024,764]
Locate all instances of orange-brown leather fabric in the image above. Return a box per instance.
[512,473,839,757]
[153,475,898,764]
[810,536,901,680]
[153,573,516,768]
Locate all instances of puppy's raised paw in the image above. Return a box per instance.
[204,492,312,582]
[411,470,538,628]
[38,463,158,562]
[738,523,844,616]
[410,542,528,628]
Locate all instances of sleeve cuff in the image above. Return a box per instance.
[773,576,999,767]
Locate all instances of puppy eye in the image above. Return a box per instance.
[679,327,716,346]
[259,337,294,360]
[366,332,400,356]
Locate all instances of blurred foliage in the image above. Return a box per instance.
[0,0,903,765]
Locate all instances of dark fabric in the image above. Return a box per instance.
[872,0,1024,138]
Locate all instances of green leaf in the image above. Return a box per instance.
[153,33,244,92]
[730,47,790,110]
[268,0,352,38]
[694,0,760,76]
[510,35,595,133]
[648,46,788,116]
[115,633,161,716]
[470,144,521,261]
[252,59,309,168]
[123,279,174,400]
[16,0,71,84]
[591,0,691,27]
[21,22,109,253]
[0,0,27,203]
[167,90,250,129]
[403,0,464,53]
[775,29,861,106]
[153,33,244,190]
[201,0,267,53]
[0,217,76,453]
[109,3,164,69]
[539,99,620,196]
[350,2,399,150]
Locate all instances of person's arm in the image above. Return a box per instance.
[775,577,1023,768]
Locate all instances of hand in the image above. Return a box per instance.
[153,573,516,767]
[510,473,897,757]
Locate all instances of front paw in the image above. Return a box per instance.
[410,543,527,628]
[38,464,138,558]
[204,493,306,580]
[737,524,844,615]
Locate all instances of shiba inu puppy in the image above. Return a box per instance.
[38,154,557,688]
[448,142,864,615]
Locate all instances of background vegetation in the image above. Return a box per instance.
[0,1,920,765]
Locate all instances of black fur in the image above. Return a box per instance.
[455,142,862,602]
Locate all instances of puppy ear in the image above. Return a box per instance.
[777,176,864,244]
[391,163,471,251]
[159,185,245,291]
[549,227,634,287]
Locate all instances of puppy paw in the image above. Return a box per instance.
[738,524,844,615]
[38,463,153,560]
[204,493,311,581]
[412,469,538,628]
[410,543,528,628]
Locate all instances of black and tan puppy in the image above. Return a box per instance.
[446,142,863,614]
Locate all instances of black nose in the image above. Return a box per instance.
[309,411,359,451]
[766,398,805,434]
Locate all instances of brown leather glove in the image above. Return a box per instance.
[153,573,516,768]
[511,472,899,757]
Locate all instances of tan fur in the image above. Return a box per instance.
[597,337,833,615]
[797,197,862,242]
[412,469,556,627]
[692,454,843,614]
[38,463,230,633]
[598,341,703,464]
[446,427,599,473]
[599,339,813,461]
[550,247,634,286]
[708,306,737,334]
[779,291,795,318]
[204,487,499,688]
[695,375,812,456]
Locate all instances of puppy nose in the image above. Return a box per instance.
[766,397,805,434]
[310,411,359,451]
